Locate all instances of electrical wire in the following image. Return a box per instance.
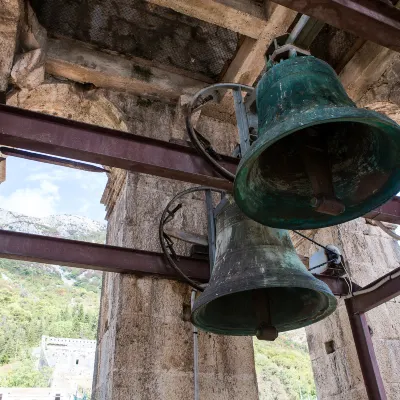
[159,186,225,292]
[292,230,354,296]
[185,83,254,182]
[291,230,338,256]
[343,267,400,299]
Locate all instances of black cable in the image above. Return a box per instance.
[292,230,337,256]
[308,261,329,272]
[159,186,225,292]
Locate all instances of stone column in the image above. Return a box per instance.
[92,97,259,400]
[0,0,22,92]
[294,218,400,399]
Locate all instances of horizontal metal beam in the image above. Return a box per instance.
[364,196,400,224]
[0,229,353,295]
[0,146,108,173]
[0,229,209,282]
[347,267,400,314]
[1,104,400,223]
[314,274,361,296]
[272,0,400,53]
[0,105,236,191]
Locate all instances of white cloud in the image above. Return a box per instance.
[0,181,60,217]
[27,169,79,182]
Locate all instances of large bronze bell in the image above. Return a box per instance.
[191,200,337,339]
[234,56,400,230]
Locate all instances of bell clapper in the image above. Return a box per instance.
[253,290,278,341]
[299,128,345,216]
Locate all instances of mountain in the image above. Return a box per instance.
[0,208,106,241]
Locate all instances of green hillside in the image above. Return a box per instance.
[255,335,317,400]
[0,258,100,387]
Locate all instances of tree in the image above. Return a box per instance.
[0,357,53,388]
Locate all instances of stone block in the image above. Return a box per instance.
[11,49,45,89]
[20,2,47,51]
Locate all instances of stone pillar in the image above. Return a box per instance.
[294,218,400,399]
[92,97,258,400]
[0,0,22,92]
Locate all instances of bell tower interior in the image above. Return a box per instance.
[0,0,400,399]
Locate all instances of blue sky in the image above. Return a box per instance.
[0,157,108,221]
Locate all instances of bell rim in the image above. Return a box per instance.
[191,274,337,335]
[234,105,400,230]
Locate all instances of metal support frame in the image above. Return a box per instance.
[345,301,388,400]
[344,268,400,400]
[232,88,251,155]
[0,229,209,282]
[0,228,355,297]
[0,105,236,191]
[272,0,400,53]
[205,190,216,273]
[1,104,400,223]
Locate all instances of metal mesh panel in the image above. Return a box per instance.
[30,0,239,80]
[310,25,359,70]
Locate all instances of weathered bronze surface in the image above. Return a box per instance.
[234,56,400,229]
[191,201,337,337]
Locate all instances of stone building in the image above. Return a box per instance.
[39,336,96,395]
[1,1,399,399]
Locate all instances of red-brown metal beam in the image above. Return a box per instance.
[347,267,400,314]
[1,104,400,223]
[364,196,400,224]
[0,229,352,295]
[273,0,400,53]
[0,229,209,282]
[0,105,236,191]
[314,274,361,296]
[346,301,387,400]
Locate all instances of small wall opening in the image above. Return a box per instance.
[325,340,336,354]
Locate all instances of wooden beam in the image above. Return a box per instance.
[222,5,296,86]
[340,41,395,102]
[46,38,210,101]
[147,0,267,39]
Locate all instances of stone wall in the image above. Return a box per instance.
[92,93,258,400]
[294,219,400,399]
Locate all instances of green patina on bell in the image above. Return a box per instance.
[191,201,337,339]
[234,55,400,230]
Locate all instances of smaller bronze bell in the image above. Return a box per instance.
[191,201,337,339]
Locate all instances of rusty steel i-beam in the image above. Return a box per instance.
[1,104,400,223]
[273,0,400,53]
[0,229,353,296]
[0,105,236,191]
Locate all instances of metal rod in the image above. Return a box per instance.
[0,147,108,173]
[191,290,200,400]
[286,15,311,44]
[232,89,251,155]
[205,190,216,273]
[345,300,387,400]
